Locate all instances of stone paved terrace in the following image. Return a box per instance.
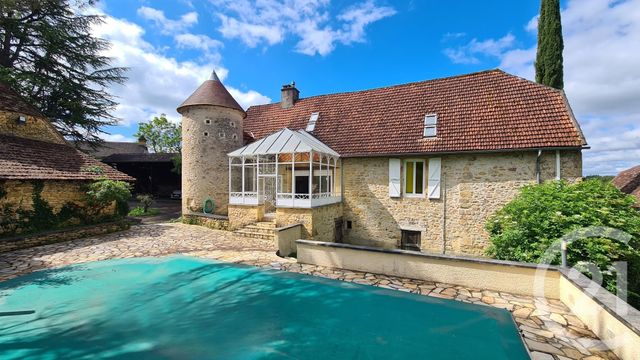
[0,223,619,360]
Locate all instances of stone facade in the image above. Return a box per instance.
[228,204,264,230]
[0,110,65,144]
[0,180,87,212]
[181,106,244,216]
[276,203,343,242]
[342,150,582,256]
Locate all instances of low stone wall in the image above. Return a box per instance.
[274,223,303,257]
[0,221,130,253]
[182,213,229,231]
[228,204,264,230]
[276,203,343,242]
[296,240,560,298]
[559,269,640,360]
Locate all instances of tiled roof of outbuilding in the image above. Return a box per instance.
[243,69,586,157]
[0,82,44,117]
[75,141,148,159]
[102,153,178,163]
[612,165,640,204]
[0,135,134,181]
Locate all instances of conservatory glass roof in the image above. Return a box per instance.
[228,128,340,157]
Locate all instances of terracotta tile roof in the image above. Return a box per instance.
[612,165,640,203]
[75,141,149,159]
[243,69,586,157]
[0,82,44,117]
[102,153,178,163]
[0,135,134,181]
[177,71,245,115]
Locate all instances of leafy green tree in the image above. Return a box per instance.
[85,179,132,218]
[136,194,154,213]
[535,0,564,89]
[134,114,181,153]
[0,0,127,143]
[487,180,640,307]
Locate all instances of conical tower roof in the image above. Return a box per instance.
[177,70,245,116]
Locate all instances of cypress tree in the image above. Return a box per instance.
[535,0,564,89]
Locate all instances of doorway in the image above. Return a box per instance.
[259,176,277,214]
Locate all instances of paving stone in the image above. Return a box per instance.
[530,351,555,360]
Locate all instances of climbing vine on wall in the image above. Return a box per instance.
[0,179,131,238]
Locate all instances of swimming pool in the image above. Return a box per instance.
[0,256,529,359]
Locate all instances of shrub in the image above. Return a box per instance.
[128,206,160,217]
[136,194,154,213]
[85,179,132,219]
[486,180,640,307]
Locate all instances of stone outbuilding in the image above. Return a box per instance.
[0,82,133,236]
[179,69,587,256]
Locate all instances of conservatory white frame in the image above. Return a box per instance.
[228,128,342,208]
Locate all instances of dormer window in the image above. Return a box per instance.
[306,112,319,132]
[16,115,26,126]
[423,114,437,138]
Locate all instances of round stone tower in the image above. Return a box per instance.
[177,70,245,215]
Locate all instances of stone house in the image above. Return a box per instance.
[0,82,132,235]
[179,69,586,256]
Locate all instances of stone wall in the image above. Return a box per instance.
[0,221,129,253]
[1,180,86,212]
[228,204,264,230]
[342,150,582,256]
[0,110,65,144]
[182,213,230,231]
[181,105,244,216]
[276,203,343,242]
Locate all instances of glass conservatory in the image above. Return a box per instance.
[228,128,342,209]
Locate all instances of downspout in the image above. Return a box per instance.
[555,150,561,180]
[441,175,447,255]
[535,150,542,184]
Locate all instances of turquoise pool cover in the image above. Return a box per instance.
[0,256,529,359]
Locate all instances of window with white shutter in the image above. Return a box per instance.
[389,158,401,197]
[428,158,441,199]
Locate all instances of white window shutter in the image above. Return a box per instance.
[389,158,401,198]
[428,158,441,199]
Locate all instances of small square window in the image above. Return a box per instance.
[203,132,209,137]
[346,220,353,229]
[205,119,211,125]
[401,230,421,251]
[423,114,437,138]
[16,115,26,125]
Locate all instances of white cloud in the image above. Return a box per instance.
[443,33,515,64]
[137,6,198,34]
[211,0,396,56]
[99,133,136,142]
[443,0,640,175]
[91,13,270,132]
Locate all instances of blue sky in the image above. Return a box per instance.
[91,0,640,175]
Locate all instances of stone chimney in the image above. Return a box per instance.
[281,81,299,109]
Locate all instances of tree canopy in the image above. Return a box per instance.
[134,114,181,153]
[535,0,564,89]
[0,0,126,143]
